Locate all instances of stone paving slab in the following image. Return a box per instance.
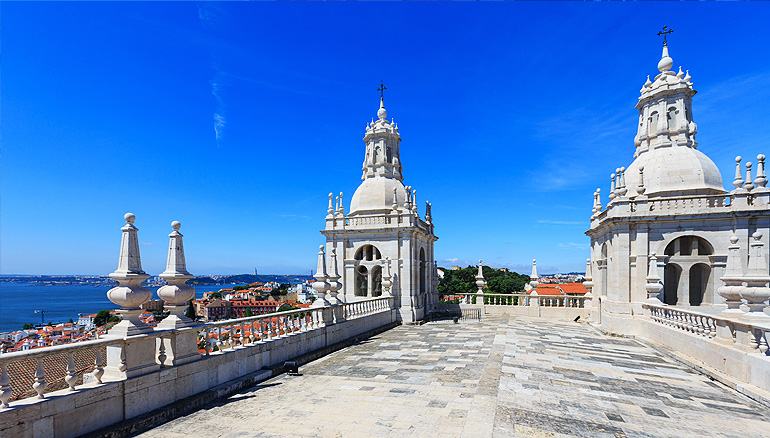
[136,316,770,438]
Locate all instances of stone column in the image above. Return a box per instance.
[104,213,159,379]
[717,234,745,316]
[583,258,594,317]
[327,248,345,323]
[740,232,770,322]
[156,221,199,366]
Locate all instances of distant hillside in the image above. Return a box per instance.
[191,274,314,286]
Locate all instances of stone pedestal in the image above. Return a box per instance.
[158,328,200,366]
[104,336,160,380]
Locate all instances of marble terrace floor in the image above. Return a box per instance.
[136,315,769,438]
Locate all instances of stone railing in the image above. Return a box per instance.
[641,303,770,398]
[645,303,769,356]
[0,297,396,437]
[438,293,589,321]
[441,293,585,308]
[645,194,730,214]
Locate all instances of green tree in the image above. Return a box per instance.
[22,323,34,330]
[244,308,254,317]
[185,300,196,319]
[68,318,74,324]
[93,310,112,327]
[276,303,298,312]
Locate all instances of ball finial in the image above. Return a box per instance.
[730,234,739,245]
[736,156,742,163]
[319,245,324,251]
[124,212,136,224]
[171,221,181,231]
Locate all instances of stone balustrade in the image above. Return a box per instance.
[645,303,770,356]
[639,302,770,399]
[0,297,396,437]
[437,293,589,321]
[441,293,585,308]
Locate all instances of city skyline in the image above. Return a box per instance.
[3,2,770,275]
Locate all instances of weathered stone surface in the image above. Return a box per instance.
[137,316,769,438]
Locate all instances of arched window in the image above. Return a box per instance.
[664,236,713,256]
[355,245,382,261]
[663,263,682,305]
[666,107,677,130]
[648,112,659,136]
[689,263,711,306]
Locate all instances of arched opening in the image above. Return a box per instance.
[689,263,711,306]
[663,263,682,305]
[666,107,677,130]
[372,265,382,297]
[355,245,382,262]
[355,266,368,297]
[419,248,426,294]
[664,236,713,256]
[649,112,659,136]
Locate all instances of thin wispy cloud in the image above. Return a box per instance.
[198,4,228,147]
[537,220,585,226]
[557,242,590,250]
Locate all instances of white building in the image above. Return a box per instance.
[587,40,770,328]
[321,93,438,323]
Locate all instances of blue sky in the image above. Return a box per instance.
[2,2,770,276]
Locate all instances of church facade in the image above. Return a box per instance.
[587,41,770,329]
[320,95,438,323]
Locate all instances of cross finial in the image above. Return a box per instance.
[377,80,387,102]
[657,26,673,45]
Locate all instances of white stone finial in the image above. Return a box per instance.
[658,44,673,73]
[327,193,334,217]
[475,260,486,295]
[645,253,664,304]
[718,234,746,315]
[311,245,331,308]
[327,248,342,305]
[596,188,602,213]
[618,167,628,196]
[338,192,345,216]
[644,75,652,88]
[391,187,398,211]
[107,213,153,336]
[636,165,646,196]
[157,221,195,329]
[609,174,617,200]
[425,201,432,223]
[676,66,684,79]
[382,257,393,296]
[755,154,767,189]
[377,97,387,121]
[583,258,594,299]
[683,69,691,82]
[530,259,539,289]
[744,162,754,191]
[733,156,745,190]
[740,232,770,321]
[412,189,417,213]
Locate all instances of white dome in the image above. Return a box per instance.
[350,176,407,215]
[625,146,725,196]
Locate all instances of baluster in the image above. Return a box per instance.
[759,330,767,356]
[158,338,167,367]
[33,358,47,398]
[708,318,717,338]
[749,329,759,351]
[0,362,12,408]
[64,352,78,391]
[94,348,105,383]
